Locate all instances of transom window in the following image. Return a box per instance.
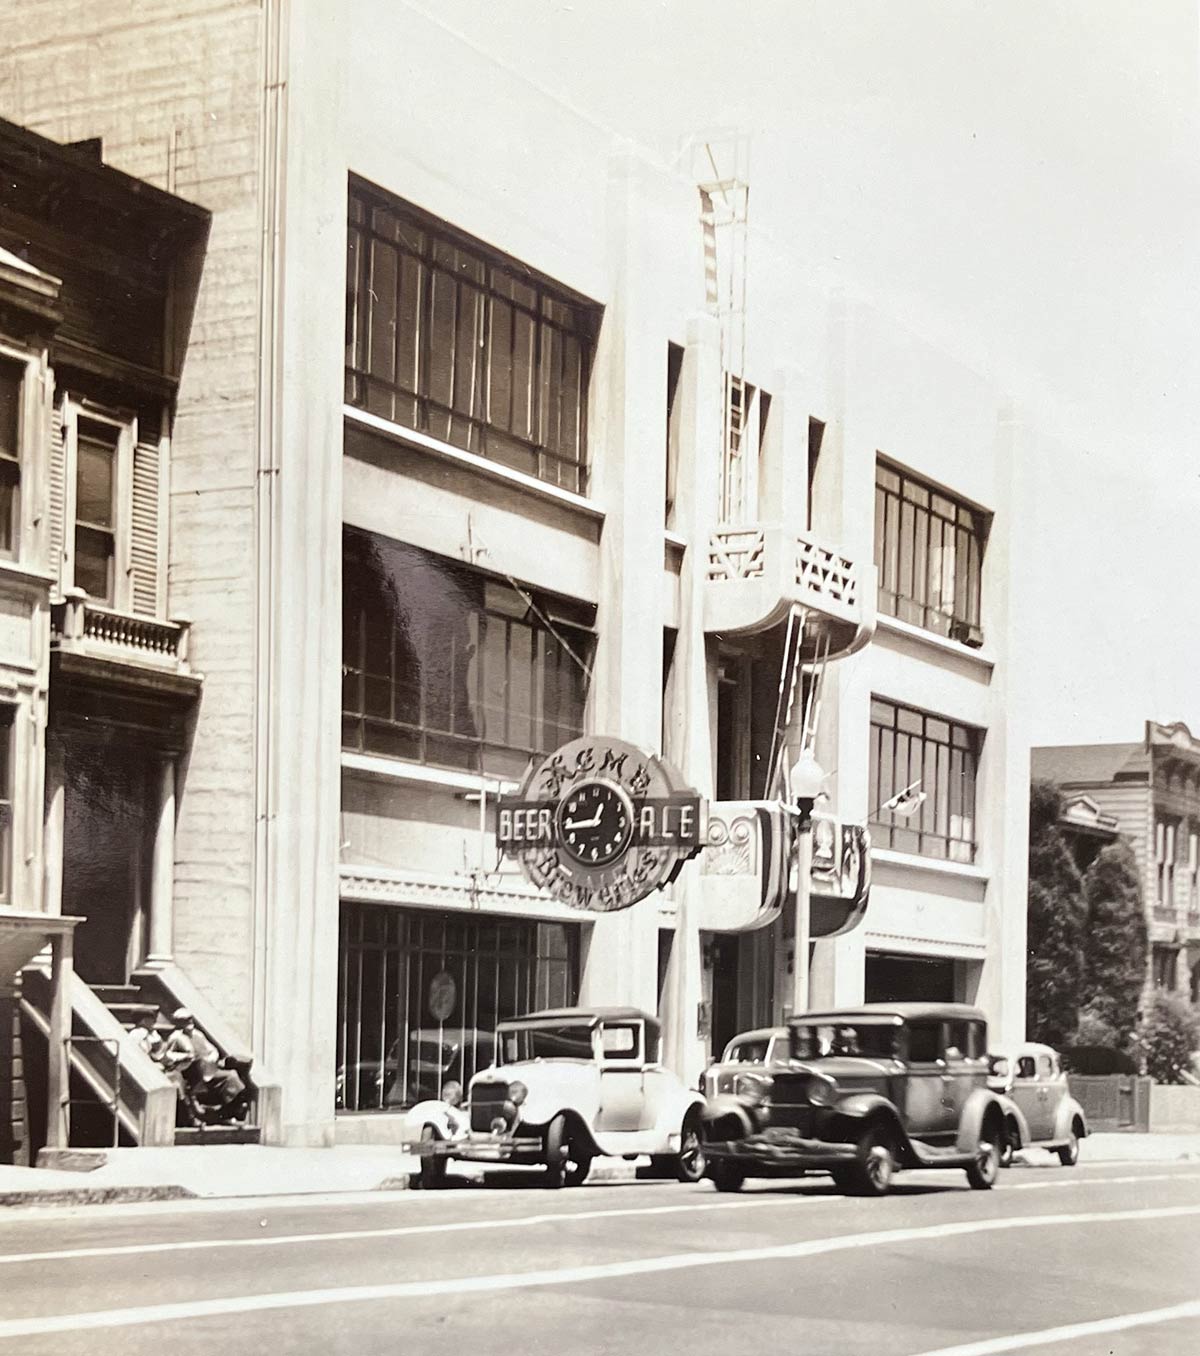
[875,461,989,644]
[0,358,24,558]
[346,181,598,495]
[870,697,981,863]
[342,528,593,780]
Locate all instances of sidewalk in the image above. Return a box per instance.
[0,1132,1196,1210]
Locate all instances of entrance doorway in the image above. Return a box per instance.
[61,742,153,986]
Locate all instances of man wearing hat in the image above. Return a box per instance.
[126,1006,165,1061]
[161,1008,248,1124]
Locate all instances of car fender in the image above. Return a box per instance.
[1054,1092,1088,1141]
[955,1089,1007,1153]
[699,1094,759,1141]
[995,1093,1031,1150]
[403,1098,469,1145]
[648,1083,706,1143]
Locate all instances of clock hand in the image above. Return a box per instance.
[563,809,603,830]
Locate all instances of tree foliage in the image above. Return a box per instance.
[1078,841,1147,1050]
[1135,993,1200,1084]
[1026,781,1088,1047]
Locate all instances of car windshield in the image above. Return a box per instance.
[500,1023,595,1062]
[790,1022,900,1060]
[725,1037,770,1064]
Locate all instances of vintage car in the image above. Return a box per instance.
[701,1002,1009,1196]
[411,1006,707,1189]
[988,1042,1088,1167]
[336,1029,495,1111]
[701,1027,791,1098]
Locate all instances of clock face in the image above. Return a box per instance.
[556,781,635,868]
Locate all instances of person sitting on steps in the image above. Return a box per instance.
[161,1008,250,1126]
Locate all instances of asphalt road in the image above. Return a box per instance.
[1,1160,1199,1356]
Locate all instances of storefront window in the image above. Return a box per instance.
[336,904,580,1113]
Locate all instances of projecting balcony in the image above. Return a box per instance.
[50,588,195,693]
[704,524,875,657]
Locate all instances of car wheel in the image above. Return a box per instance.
[544,1114,587,1189]
[676,1113,706,1183]
[418,1125,447,1190]
[966,1134,1000,1190]
[707,1159,746,1192]
[850,1126,896,1197]
[1057,1126,1080,1167]
[829,1165,855,1192]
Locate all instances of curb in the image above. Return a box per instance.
[0,1185,197,1210]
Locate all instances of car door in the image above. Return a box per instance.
[1037,1052,1067,1138]
[941,1019,989,1125]
[595,1021,646,1133]
[901,1020,957,1142]
[1009,1052,1052,1139]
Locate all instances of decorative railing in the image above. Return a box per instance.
[704,523,874,656]
[51,589,191,672]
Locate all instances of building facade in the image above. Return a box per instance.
[3,1,1030,1151]
[1034,721,1200,1009]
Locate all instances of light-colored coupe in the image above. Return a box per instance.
[988,1042,1088,1167]
[411,1006,707,1189]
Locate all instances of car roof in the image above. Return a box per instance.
[790,1002,988,1025]
[726,1027,788,1045]
[992,1041,1060,1060]
[497,1006,660,1032]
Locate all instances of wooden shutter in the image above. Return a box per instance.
[129,434,162,617]
[47,397,67,591]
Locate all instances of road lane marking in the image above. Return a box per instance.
[2,1170,1199,1267]
[0,1203,1198,1338]
[0,1196,803,1266]
[904,1298,1200,1356]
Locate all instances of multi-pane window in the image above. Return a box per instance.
[1152,945,1178,992]
[874,461,989,643]
[0,359,23,558]
[345,181,597,495]
[870,697,981,863]
[336,904,579,1112]
[342,528,593,780]
[73,417,120,603]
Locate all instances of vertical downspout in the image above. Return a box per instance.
[252,0,288,1055]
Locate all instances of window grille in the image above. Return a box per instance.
[336,905,579,1113]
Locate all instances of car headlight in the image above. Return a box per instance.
[804,1073,837,1107]
[734,1072,774,1105]
[507,1080,528,1107]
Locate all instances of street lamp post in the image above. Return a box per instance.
[789,751,826,1018]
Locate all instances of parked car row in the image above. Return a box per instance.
[403,1001,1088,1196]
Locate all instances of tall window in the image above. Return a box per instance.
[73,417,120,603]
[342,529,593,780]
[345,181,597,495]
[874,461,989,644]
[0,707,12,904]
[870,697,981,863]
[1155,819,1178,910]
[0,359,23,558]
[1189,831,1199,914]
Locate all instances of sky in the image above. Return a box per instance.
[415,1,1200,742]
